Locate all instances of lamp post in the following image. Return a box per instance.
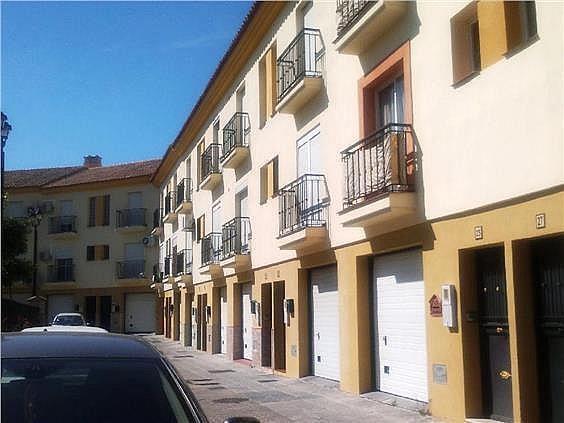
[27,206,42,298]
[1,113,13,212]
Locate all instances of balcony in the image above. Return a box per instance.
[175,178,193,215]
[48,216,77,239]
[277,174,329,251]
[151,208,163,236]
[340,123,417,227]
[276,28,324,114]
[116,259,146,280]
[221,217,251,272]
[174,249,193,285]
[115,208,146,232]
[200,233,222,277]
[162,192,177,224]
[221,112,250,168]
[334,0,408,54]
[200,144,222,191]
[47,262,75,282]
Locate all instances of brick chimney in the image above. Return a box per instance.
[83,155,102,168]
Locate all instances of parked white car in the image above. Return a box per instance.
[22,313,108,333]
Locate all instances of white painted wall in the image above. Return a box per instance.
[159,1,563,282]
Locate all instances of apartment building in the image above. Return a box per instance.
[151,2,563,422]
[4,155,162,333]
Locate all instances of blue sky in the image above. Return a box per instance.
[1,1,252,170]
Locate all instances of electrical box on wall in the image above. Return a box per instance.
[283,299,294,326]
[441,284,457,329]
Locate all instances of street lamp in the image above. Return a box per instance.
[1,113,13,212]
[27,206,42,298]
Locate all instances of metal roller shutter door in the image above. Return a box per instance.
[373,249,428,401]
[311,265,340,381]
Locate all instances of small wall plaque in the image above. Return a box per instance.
[474,225,483,240]
[536,213,546,229]
[433,364,447,385]
[429,294,442,317]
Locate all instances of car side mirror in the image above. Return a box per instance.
[223,418,260,423]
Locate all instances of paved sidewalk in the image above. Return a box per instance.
[145,335,437,423]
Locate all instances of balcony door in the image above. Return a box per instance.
[297,126,321,177]
[125,243,144,278]
[212,203,222,261]
[374,76,405,189]
[128,192,143,226]
[377,76,404,128]
[59,200,73,231]
[296,127,322,227]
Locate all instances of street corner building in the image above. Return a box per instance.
[151,1,564,422]
[3,155,163,334]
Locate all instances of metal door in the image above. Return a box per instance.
[242,284,253,360]
[220,287,227,354]
[477,247,513,422]
[100,296,112,331]
[533,236,564,423]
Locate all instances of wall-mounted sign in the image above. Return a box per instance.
[474,225,483,240]
[536,213,546,229]
[429,294,442,317]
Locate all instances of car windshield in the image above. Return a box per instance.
[1,358,194,423]
[52,315,84,326]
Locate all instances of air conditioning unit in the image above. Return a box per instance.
[40,201,55,214]
[142,236,156,247]
[39,251,52,262]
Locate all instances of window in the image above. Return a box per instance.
[197,140,205,185]
[451,2,481,84]
[451,1,537,85]
[505,1,537,52]
[260,156,279,204]
[359,42,411,137]
[196,214,206,242]
[5,201,25,218]
[86,245,109,261]
[213,119,220,144]
[259,43,277,127]
[88,195,110,226]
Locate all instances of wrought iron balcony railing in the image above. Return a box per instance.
[277,28,324,103]
[174,249,193,276]
[201,233,222,267]
[201,144,221,181]
[176,178,193,207]
[116,208,146,228]
[47,262,75,282]
[341,123,414,207]
[152,208,162,229]
[278,174,329,237]
[48,216,77,234]
[116,259,145,279]
[164,192,176,215]
[336,0,371,37]
[222,217,251,260]
[221,112,250,161]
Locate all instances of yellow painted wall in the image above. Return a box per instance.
[424,190,564,422]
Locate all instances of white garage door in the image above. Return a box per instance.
[125,293,156,333]
[311,265,340,381]
[220,287,227,354]
[241,284,253,360]
[47,295,74,324]
[373,249,428,401]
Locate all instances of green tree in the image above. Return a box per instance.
[1,217,33,296]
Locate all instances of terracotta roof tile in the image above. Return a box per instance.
[5,166,85,189]
[44,159,161,188]
[5,159,161,189]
